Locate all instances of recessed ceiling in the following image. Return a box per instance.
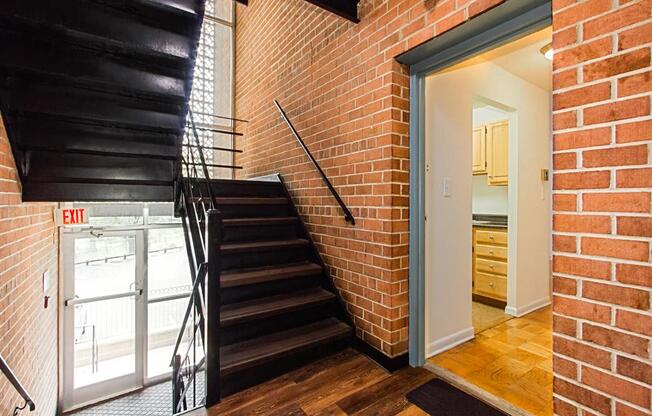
[442,27,553,91]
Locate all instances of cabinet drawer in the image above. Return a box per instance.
[475,244,507,260]
[474,273,507,299]
[475,229,507,245]
[476,258,507,276]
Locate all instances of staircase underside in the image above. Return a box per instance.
[0,0,208,202]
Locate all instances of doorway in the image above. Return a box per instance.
[61,203,192,412]
[62,230,146,410]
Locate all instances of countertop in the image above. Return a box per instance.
[472,214,507,229]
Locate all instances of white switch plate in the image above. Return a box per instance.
[443,177,452,197]
[42,270,52,293]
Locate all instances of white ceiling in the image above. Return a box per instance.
[444,27,553,91]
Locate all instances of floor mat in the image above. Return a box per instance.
[406,378,507,416]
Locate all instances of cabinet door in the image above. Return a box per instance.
[472,126,486,175]
[487,120,508,185]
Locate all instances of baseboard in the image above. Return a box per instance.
[426,327,475,358]
[352,337,409,373]
[505,296,550,317]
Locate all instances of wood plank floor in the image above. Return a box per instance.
[205,348,434,416]
[429,306,553,415]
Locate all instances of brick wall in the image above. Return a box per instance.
[0,119,58,415]
[234,0,508,357]
[551,0,651,415]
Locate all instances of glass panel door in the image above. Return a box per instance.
[63,230,145,411]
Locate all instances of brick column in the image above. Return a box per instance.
[551,1,651,415]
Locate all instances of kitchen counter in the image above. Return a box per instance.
[472,214,507,228]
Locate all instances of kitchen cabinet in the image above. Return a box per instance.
[472,120,508,186]
[472,226,508,305]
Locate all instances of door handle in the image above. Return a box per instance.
[65,290,142,307]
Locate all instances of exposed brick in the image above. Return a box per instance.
[554,82,611,110]
[618,22,652,50]
[582,192,651,213]
[554,397,578,416]
[616,309,652,336]
[554,213,612,233]
[554,152,578,170]
[554,36,613,70]
[554,355,578,379]
[616,401,651,416]
[553,0,613,31]
[554,314,578,336]
[554,68,579,89]
[554,127,611,151]
[616,119,652,143]
[583,96,651,125]
[554,110,578,130]
[554,193,579,211]
[583,48,651,82]
[584,0,652,39]
[617,355,652,386]
[616,263,652,287]
[581,236,650,261]
[553,295,612,324]
[583,281,650,310]
[618,70,652,97]
[553,255,612,279]
[617,216,652,237]
[554,170,611,189]
[553,26,579,49]
[583,323,649,358]
[553,378,611,415]
[582,144,648,168]
[553,234,577,252]
[554,276,578,295]
[582,366,651,408]
[617,167,652,188]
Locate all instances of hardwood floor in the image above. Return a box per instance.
[429,306,553,416]
[205,348,434,415]
[472,301,512,334]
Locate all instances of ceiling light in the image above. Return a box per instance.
[540,43,553,61]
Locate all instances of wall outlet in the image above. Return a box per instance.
[443,177,452,197]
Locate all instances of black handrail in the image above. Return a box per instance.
[273,100,355,225]
[0,354,35,414]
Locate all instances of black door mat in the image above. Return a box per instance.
[406,378,508,416]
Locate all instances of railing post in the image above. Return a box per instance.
[205,209,222,407]
[172,354,181,414]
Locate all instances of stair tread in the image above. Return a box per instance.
[206,197,289,205]
[221,288,335,326]
[221,262,322,288]
[221,239,309,253]
[222,217,297,226]
[220,318,351,375]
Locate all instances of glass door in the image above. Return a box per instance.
[62,230,145,410]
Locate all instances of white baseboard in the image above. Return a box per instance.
[426,326,475,358]
[505,296,550,317]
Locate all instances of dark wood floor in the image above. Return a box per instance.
[204,348,433,415]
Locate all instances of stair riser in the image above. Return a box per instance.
[192,181,286,198]
[220,337,351,398]
[214,204,293,219]
[222,223,299,243]
[220,246,312,270]
[219,301,340,345]
[221,276,321,304]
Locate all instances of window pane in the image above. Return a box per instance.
[147,297,189,378]
[147,228,191,297]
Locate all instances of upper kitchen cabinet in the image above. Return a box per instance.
[472,126,487,175]
[486,120,509,186]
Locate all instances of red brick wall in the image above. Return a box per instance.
[234,0,508,357]
[551,0,651,415]
[0,119,58,415]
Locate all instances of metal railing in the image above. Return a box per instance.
[0,353,35,415]
[274,100,355,225]
[171,108,245,413]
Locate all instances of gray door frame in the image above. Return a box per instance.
[397,0,552,367]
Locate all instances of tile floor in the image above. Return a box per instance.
[429,306,553,415]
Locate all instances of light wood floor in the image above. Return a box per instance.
[472,301,512,333]
[204,348,434,416]
[429,306,553,415]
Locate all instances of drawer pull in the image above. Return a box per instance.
[489,250,494,255]
[489,265,494,269]
[489,282,494,287]
[489,236,494,240]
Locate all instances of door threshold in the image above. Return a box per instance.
[423,361,533,416]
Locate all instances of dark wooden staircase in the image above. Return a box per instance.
[182,177,353,400]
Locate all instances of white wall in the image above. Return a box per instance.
[424,60,551,356]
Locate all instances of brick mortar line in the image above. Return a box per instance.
[552,269,652,293]
[553,353,652,392]
[552,292,651,320]
[552,251,652,267]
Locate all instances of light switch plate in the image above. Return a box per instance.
[443,177,452,197]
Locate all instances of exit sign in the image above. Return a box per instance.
[56,208,88,226]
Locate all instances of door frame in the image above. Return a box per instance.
[395,0,552,367]
[61,229,147,411]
